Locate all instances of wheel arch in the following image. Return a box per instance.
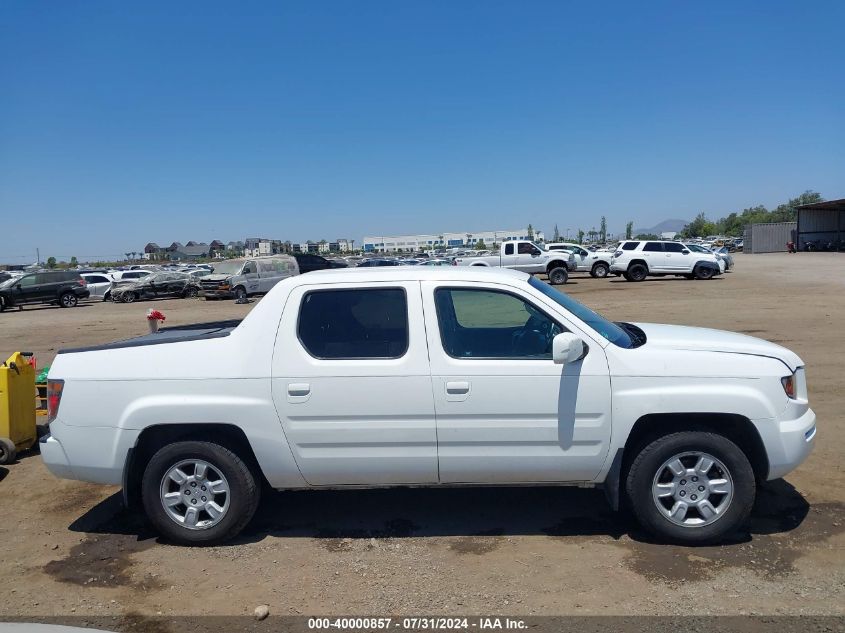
[545,259,569,273]
[603,412,768,511]
[123,423,266,510]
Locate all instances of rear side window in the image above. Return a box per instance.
[622,242,639,250]
[298,288,408,359]
[664,243,685,253]
[643,242,663,252]
[504,244,514,255]
[85,275,109,284]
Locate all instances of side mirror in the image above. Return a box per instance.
[552,332,586,365]
[682,249,690,255]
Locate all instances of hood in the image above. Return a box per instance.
[633,323,803,371]
[201,273,233,282]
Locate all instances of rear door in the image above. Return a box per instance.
[271,281,438,485]
[641,242,666,272]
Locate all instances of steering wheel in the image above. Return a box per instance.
[512,314,557,357]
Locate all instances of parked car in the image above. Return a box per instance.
[610,241,723,281]
[81,272,117,301]
[40,267,815,545]
[111,270,153,282]
[0,271,90,310]
[293,254,348,274]
[356,258,402,267]
[418,259,453,266]
[110,272,201,303]
[200,256,299,301]
[684,244,734,271]
[545,243,613,278]
[453,240,575,285]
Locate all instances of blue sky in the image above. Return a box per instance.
[1,1,843,262]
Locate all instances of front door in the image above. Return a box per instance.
[662,242,691,272]
[271,281,438,485]
[514,242,543,272]
[421,280,612,483]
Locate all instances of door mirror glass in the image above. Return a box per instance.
[552,332,586,365]
[682,249,690,255]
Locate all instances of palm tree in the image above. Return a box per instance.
[125,252,131,261]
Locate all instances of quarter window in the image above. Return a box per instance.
[622,242,639,250]
[434,288,563,359]
[298,288,408,359]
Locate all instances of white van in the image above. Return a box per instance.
[199,255,299,300]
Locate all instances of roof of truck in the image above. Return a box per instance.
[293,266,529,285]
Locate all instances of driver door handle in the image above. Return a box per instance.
[446,381,470,394]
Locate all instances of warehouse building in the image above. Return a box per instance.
[796,198,845,251]
[362,228,545,253]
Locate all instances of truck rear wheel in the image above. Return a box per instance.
[141,440,260,545]
[591,262,609,278]
[547,267,568,285]
[625,431,754,544]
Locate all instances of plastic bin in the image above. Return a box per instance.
[0,351,38,464]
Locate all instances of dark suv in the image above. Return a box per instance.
[0,271,90,310]
[293,254,348,274]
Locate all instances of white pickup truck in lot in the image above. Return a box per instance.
[453,240,575,285]
[545,243,613,278]
[41,268,815,545]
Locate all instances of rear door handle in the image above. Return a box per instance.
[446,381,470,394]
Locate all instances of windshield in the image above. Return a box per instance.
[528,276,634,348]
[211,260,243,275]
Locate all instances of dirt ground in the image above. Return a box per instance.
[1,253,843,619]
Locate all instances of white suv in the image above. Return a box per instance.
[611,240,724,281]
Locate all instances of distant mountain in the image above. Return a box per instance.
[633,218,689,235]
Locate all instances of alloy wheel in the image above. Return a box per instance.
[159,459,231,530]
[651,451,733,527]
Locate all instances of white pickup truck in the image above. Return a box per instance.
[545,243,613,278]
[41,268,815,545]
[453,241,575,285]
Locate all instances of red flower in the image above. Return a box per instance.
[146,309,166,321]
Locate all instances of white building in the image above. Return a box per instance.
[362,228,544,253]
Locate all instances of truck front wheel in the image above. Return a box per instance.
[141,441,260,545]
[625,431,755,544]
[547,267,568,285]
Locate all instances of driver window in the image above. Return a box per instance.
[517,243,534,255]
[243,262,256,274]
[434,288,564,359]
[18,275,36,287]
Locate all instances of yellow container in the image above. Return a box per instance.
[0,351,38,464]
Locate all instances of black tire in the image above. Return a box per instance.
[0,437,16,465]
[547,267,568,285]
[141,440,260,546]
[103,292,111,302]
[234,286,248,301]
[59,292,78,308]
[627,263,648,282]
[625,431,755,544]
[591,262,609,278]
[694,265,715,280]
[122,292,138,303]
[183,286,199,299]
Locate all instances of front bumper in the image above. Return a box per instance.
[758,407,816,480]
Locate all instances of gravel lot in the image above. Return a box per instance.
[0,253,843,619]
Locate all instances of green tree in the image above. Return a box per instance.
[46,256,57,268]
[680,212,718,238]
[69,256,78,267]
[600,216,607,242]
[625,221,633,240]
[577,229,585,244]
[475,239,487,250]
[553,224,561,241]
[526,224,534,241]
[634,233,660,240]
